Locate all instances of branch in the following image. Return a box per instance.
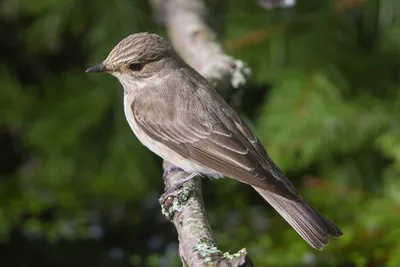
[150,0,252,266]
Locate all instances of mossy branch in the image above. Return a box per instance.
[150,0,252,266]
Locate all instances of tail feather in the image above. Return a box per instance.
[252,186,342,250]
[310,206,343,237]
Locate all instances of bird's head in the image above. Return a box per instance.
[86,32,176,89]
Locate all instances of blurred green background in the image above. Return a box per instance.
[1,0,399,266]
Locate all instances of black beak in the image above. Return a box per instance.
[85,64,106,73]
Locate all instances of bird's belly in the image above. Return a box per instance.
[124,98,221,177]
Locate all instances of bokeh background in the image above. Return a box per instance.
[1,0,399,266]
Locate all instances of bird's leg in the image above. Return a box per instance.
[159,172,199,203]
[163,165,183,177]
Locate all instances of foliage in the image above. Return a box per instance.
[0,0,399,266]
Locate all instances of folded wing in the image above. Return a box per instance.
[132,86,300,201]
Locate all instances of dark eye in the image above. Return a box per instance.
[129,63,144,71]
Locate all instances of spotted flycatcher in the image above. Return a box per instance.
[86,32,342,250]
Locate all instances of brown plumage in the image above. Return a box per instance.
[86,32,343,250]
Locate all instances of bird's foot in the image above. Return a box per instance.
[159,172,199,204]
[163,165,183,178]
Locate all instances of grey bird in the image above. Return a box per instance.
[86,32,342,250]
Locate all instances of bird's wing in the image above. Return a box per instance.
[131,85,300,201]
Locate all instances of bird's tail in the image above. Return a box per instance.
[252,186,343,250]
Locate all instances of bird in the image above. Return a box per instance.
[86,32,342,250]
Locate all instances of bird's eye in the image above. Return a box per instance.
[129,63,144,72]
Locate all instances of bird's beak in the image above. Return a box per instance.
[85,63,107,73]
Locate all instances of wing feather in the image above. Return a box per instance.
[132,89,300,200]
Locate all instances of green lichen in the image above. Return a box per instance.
[193,238,222,263]
[230,59,251,89]
[160,185,193,220]
[222,248,246,260]
[193,239,247,265]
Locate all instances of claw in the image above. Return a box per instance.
[159,172,199,204]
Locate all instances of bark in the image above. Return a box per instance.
[151,0,253,266]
